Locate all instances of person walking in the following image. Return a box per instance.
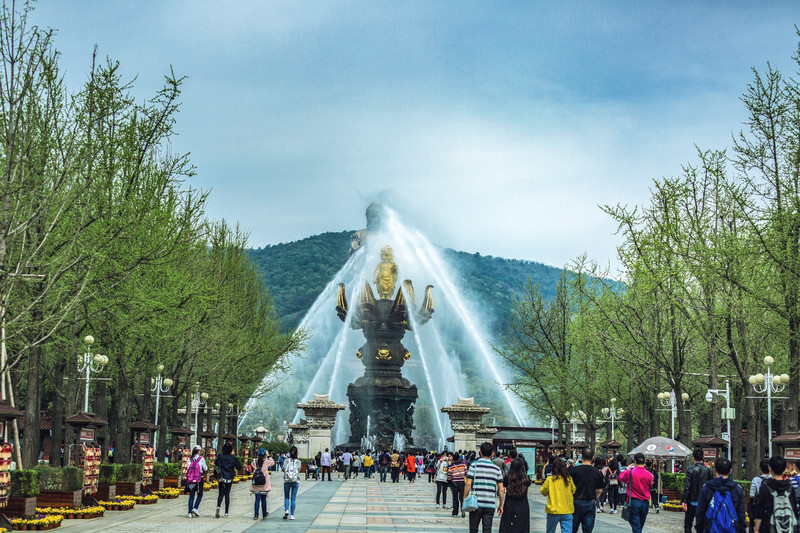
[390,449,401,483]
[570,448,605,532]
[435,453,450,509]
[748,460,770,533]
[250,448,274,520]
[499,457,531,533]
[320,448,332,481]
[352,452,361,478]
[342,449,353,480]
[618,453,654,533]
[605,460,620,514]
[215,443,242,518]
[694,457,745,533]
[282,445,301,520]
[363,452,373,478]
[682,448,714,533]
[463,442,505,533]
[427,452,438,483]
[186,445,207,518]
[753,455,799,533]
[450,452,468,517]
[540,457,576,533]
[406,452,418,483]
[379,449,391,482]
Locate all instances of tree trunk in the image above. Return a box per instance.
[50,362,65,466]
[22,342,42,468]
[114,368,131,464]
[732,389,744,479]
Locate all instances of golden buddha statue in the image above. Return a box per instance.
[373,245,398,300]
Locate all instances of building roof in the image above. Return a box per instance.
[492,427,558,446]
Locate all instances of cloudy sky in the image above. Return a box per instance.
[32,1,799,272]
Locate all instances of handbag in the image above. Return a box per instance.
[620,470,632,521]
[462,492,478,513]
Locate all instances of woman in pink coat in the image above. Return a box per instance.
[250,448,275,520]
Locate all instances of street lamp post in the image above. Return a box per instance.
[191,382,209,449]
[657,390,689,440]
[151,364,173,455]
[602,398,624,440]
[78,335,108,413]
[705,380,734,460]
[545,415,557,443]
[749,356,790,456]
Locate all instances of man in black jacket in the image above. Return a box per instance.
[683,448,714,533]
[695,457,746,533]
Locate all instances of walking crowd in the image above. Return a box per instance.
[180,439,800,533]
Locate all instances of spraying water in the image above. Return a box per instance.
[244,204,529,449]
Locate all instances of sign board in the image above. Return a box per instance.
[177,436,186,446]
[139,433,150,444]
[785,448,800,460]
[513,440,542,448]
[516,447,537,476]
[79,428,95,442]
[703,448,717,460]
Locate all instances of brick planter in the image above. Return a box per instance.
[147,479,164,491]
[5,496,36,517]
[96,484,116,500]
[37,489,83,508]
[115,481,142,496]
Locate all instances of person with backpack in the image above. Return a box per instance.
[694,457,745,533]
[250,448,274,520]
[186,445,208,518]
[683,448,715,533]
[214,443,241,518]
[379,449,391,482]
[435,452,450,508]
[283,445,301,520]
[754,455,799,533]
[748,460,771,533]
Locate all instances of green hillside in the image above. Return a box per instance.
[249,231,563,332]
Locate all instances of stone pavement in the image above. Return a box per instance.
[57,475,683,532]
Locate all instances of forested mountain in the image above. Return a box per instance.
[249,231,563,332]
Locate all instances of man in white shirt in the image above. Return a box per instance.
[320,448,332,481]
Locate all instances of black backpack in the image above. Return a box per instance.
[253,466,266,486]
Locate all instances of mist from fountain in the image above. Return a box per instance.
[244,204,529,449]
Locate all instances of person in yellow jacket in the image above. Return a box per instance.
[540,458,576,533]
[363,452,375,478]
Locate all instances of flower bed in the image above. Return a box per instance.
[661,500,684,512]
[36,506,105,519]
[118,494,158,505]
[153,488,181,499]
[97,498,136,511]
[10,514,63,530]
[203,480,218,491]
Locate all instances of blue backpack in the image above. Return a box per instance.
[706,488,736,533]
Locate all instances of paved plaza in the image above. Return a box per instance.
[55,475,682,533]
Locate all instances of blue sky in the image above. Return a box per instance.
[33,1,800,272]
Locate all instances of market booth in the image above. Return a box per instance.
[773,433,800,464]
[0,402,24,524]
[129,421,158,491]
[691,436,729,462]
[598,440,623,458]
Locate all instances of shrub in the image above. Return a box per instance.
[62,467,84,491]
[164,462,182,477]
[99,464,117,486]
[736,479,751,495]
[152,462,167,480]
[117,463,143,483]
[659,472,686,491]
[32,466,63,491]
[10,470,39,497]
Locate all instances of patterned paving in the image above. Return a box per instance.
[57,474,682,532]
